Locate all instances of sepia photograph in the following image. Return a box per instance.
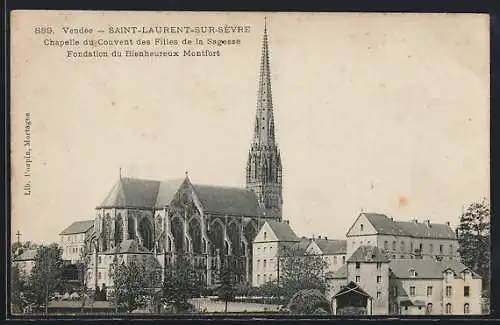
[9,11,490,316]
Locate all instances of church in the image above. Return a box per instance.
[87,22,284,288]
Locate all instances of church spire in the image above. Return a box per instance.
[253,17,276,146]
[246,19,283,221]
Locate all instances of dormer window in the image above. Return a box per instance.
[409,268,417,277]
[445,269,454,282]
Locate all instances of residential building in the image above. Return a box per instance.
[12,248,38,278]
[346,213,459,261]
[327,245,390,315]
[306,236,347,273]
[327,245,482,315]
[59,220,95,263]
[252,220,301,287]
[389,259,482,315]
[87,239,161,291]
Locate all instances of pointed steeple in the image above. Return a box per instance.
[246,19,283,221]
[253,17,276,146]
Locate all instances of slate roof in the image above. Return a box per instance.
[363,213,407,236]
[60,220,94,235]
[265,220,299,242]
[395,221,456,239]
[99,177,160,209]
[155,178,185,208]
[98,177,263,217]
[294,238,312,251]
[327,264,348,279]
[102,239,152,255]
[280,238,309,254]
[347,245,390,263]
[333,281,371,298]
[191,184,262,217]
[360,213,456,239]
[13,248,38,261]
[389,259,479,279]
[313,238,347,255]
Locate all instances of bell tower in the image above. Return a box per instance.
[246,19,283,221]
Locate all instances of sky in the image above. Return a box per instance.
[11,12,489,244]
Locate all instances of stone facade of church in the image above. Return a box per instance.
[87,23,283,288]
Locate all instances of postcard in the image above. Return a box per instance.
[9,10,490,316]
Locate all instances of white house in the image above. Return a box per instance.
[252,220,303,287]
[59,220,95,264]
[306,237,347,273]
[346,213,459,261]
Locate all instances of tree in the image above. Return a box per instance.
[77,238,93,312]
[278,246,329,303]
[457,198,490,295]
[25,244,64,314]
[161,254,201,313]
[217,261,235,313]
[11,264,27,313]
[287,289,331,315]
[109,259,150,312]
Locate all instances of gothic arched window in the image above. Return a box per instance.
[138,217,154,251]
[115,214,123,245]
[128,216,135,240]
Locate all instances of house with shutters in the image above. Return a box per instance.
[326,244,482,315]
[388,259,482,315]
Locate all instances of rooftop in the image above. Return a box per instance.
[347,245,390,263]
[98,176,263,217]
[102,239,152,255]
[60,220,94,235]
[313,238,347,255]
[264,220,299,242]
[358,213,456,239]
[13,248,38,261]
[389,259,480,279]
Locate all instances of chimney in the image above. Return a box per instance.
[412,219,418,224]
[325,236,328,240]
[445,221,450,226]
[426,219,431,227]
[284,220,289,225]
[390,217,394,221]
[318,235,322,239]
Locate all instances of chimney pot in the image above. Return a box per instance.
[445,221,450,226]
[318,235,322,239]
[325,236,328,240]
